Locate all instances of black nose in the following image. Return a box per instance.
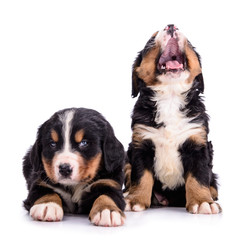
[59,163,72,177]
[165,24,178,37]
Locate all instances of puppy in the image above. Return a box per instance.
[23,108,126,226]
[124,25,221,214]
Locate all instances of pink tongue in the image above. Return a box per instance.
[166,60,183,70]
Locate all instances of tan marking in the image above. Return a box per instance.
[42,151,101,183]
[75,129,84,143]
[125,170,154,209]
[135,45,160,86]
[185,173,214,212]
[132,130,144,146]
[91,179,121,189]
[184,41,202,84]
[151,31,159,37]
[79,153,102,181]
[51,129,59,142]
[89,195,125,221]
[34,193,62,208]
[42,156,56,182]
[132,124,147,146]
[189,127,207,145]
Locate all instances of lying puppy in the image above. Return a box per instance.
[23,108,126,226]
[125,25,221,214]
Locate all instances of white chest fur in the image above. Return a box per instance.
[135,82,203,190]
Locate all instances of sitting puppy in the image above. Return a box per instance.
[124,25,221,214]
[23,108,126,226]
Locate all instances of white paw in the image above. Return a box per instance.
[190,202,221,214]
[91,209,125,227]
[125,199,145,212]
[30,202,64,221]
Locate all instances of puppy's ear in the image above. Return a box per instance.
[103,123,125,173]
[132,32,159,98]
[29,126,43,172]
[132,50,143,98]
[27,119,50,172]
[195,73,204,93]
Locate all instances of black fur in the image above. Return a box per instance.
[23,108,125,215]
[131,86,158,128]
[128,140,155,184]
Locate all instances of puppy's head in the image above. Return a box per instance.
[29,108,124,185]
[132,24,204,97]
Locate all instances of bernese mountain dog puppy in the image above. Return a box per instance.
[124,25,221,214]
[23,108,126,226]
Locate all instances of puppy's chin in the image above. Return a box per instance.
[56,175,92,186]
[57,178,81,186]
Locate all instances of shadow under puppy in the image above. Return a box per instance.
[23,108,126,226]
[125,25,221,214]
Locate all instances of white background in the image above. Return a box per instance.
[0,0,239,239]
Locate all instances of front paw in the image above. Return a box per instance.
[124,192,150,212]
[187,201,222,214]
[185,174,222,214]
[30,202,64,221]
[89,195,125,227]
[90,209,125,227]
[124,170,153,212]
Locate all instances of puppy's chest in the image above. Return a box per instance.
[48,183,90,213]
[154,94,188,189]
[154,90,196,140]
[138,87,202,190]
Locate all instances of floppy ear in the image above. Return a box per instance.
[132,32,159,98]
[132,50,143,98]
[195,73,204,93]
[102,123,125,173]
[29,127,43,172]
[27,118,51,172]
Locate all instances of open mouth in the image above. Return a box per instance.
[158,38,185,73]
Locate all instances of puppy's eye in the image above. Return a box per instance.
[79,139,88,149]
[49,141,57,148]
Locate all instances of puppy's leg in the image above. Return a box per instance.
[86,179,125,227]
[89,195,125,227]
[124,141,154,211]
[181,139,221,214]
[125,170,154,211]
[185,174,221,214]
[30,193,63,221]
